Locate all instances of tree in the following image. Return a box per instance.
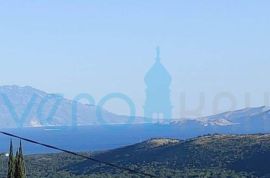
[14,150,20,178]
[14,140,26,178]
[7,140,14,178]
[18,140,26,177]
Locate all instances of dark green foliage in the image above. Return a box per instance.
[2,134,270,177]
[69,134,270,177]
[7,140,14,178]
[18,141,26,178]
[14,150,19,178]
[7,140,26,178]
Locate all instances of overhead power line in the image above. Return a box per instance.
[0,131,156,178]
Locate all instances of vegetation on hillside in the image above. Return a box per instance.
[1,134,270,177]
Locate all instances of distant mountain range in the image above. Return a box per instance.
[1,85,270,135]
[164,106,270,135]
[177,106,270,126]
[0,85,146,128]
[2,134,270,177]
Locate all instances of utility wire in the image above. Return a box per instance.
[0,131,156,178]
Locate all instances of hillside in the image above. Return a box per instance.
[2,85,270,142]
[69,134,270,177]
[2,134,270,177]
[0,85,146,128]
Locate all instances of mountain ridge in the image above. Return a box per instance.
[1,85,270,135]
[0,85,139,128]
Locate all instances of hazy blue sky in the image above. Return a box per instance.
[0,1,270,118]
